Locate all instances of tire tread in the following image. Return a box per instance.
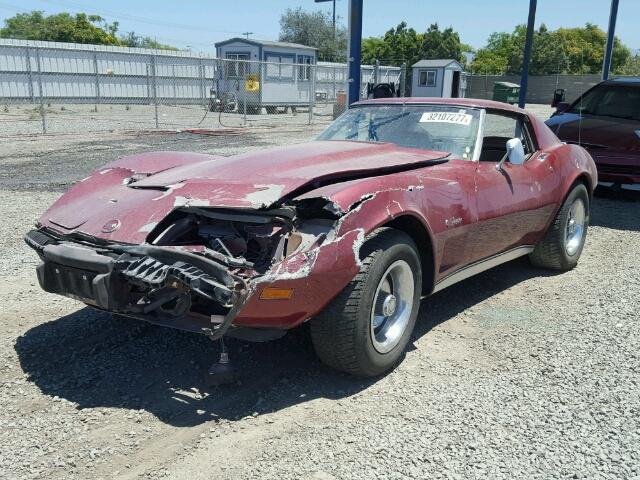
[310,228,415,375]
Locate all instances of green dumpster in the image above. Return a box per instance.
[493,81,520,104]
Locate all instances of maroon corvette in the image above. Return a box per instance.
[26,98,597,377]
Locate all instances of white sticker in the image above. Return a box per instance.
[419,112,473,126]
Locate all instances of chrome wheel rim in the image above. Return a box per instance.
[565,198,586,256]
[370,260,415,354]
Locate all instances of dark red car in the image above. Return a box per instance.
[26,98,597,377]
[546,78,640,189]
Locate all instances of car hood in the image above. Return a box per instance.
[546,113,640,152]
[40,141,448,244]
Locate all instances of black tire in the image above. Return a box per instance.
[310,228,422,377]
[529,183,590,270]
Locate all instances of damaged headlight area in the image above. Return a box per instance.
[24,201,338,338]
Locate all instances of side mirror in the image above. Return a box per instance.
[551,88,565,107]
[555,102,570,114]
[496,138,526,171]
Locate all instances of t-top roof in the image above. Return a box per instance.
[215,38,317,51]
[412,59,462,69]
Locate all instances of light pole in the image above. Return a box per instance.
[602,0,620,80]
[315,0,337,38]
[518,0,537,109]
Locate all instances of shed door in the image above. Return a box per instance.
[451,71,460,98]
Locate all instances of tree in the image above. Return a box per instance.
[421,23,463,62]
[0,11,121,45]
[279,7,347,61]
[362,22,423,67]
[471,23,631,75]
[0,10,178,50]
[556,23,629,74]
[120,32,177,51]
[618,54,640,76]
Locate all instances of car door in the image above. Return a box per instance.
[468,111,558,262]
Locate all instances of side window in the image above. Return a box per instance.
[225,54,249,78]
[297,55,313,81]
[265,54,295,81]
[480,113,534,163]
[419,70,437,87]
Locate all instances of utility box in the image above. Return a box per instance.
[493,81,520,104]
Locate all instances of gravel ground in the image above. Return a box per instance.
[0,103,333,136]
[1,105,639,480]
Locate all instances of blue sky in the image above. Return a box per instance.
[0,0,638,53]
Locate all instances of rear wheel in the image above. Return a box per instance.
[310,228,422,377]
[529,183,590,270]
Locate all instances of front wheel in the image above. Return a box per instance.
[310,228,422,377]
[529,183,590,270]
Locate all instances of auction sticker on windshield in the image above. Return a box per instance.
[419,112,473,126]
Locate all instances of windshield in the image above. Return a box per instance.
[318,105,482,160]
[570,84,640,121]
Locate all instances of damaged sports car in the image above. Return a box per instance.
[26,98,597,378]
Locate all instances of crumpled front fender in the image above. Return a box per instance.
[233,228,363,328]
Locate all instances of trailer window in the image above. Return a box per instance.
[225,54,249,78]
[298,55,313,81]
[265,54,295,81]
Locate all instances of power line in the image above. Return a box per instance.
[37,0,263,37]
[0,1,31,13]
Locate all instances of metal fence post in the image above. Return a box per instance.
[25,47,34,102]
[35,49,46,134]
[199,60,206,109]
[333,66,337,102]
[243,64,247,126]
[400,62,406,97]
[308,64,315,125]
[150,54,159,129]
[93,53,100,112]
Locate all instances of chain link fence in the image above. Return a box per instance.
[0,42,402,136]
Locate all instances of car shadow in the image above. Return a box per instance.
[413,257,559,340]
[591,187,640,232]
[15,258,558,428]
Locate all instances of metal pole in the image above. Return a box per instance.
[199,60,206,109]
[333,0,336,40]
[35,49,46,134]
[93,53,100,112]
[309,64,315,125]
[25,47,34,102]
[602,0,620,80]
[518,0,537,108]
[347,0,363,106]
[373,59,380,84]
[243,71,247,126]
[400,63,406,97]
[151,55,159,129]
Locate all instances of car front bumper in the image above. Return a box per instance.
[25,226,362,337]
[591,152,640,185]
[25,229,247,339]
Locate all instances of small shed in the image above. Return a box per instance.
[411,59,465,98]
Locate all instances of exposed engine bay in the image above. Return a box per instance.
[148,204,336,275]
[24,201,338,341]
